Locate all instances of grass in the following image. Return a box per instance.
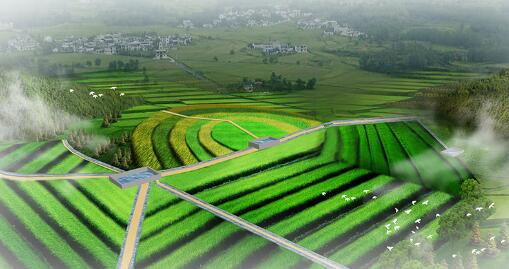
[322,191,453,267]
[204,174,396,269]
[0,213,51,268]
[146,166,364,268]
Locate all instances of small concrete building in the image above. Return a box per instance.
[109,167,161,188]
[248,137,281,149]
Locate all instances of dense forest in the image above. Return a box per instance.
[358,42,462,74]
[407,69,509,136]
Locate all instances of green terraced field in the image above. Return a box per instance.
[132,119,463,269]
[0,141,137,269]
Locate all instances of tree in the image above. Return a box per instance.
[86,60,92,66]
[101,116,110,128]
[112,153,120,167]
[461,179,484,201]
[306,78,317,89]
[121,155,129,170]
[229,49,235,55]
[470,222,482,246]
[213,56,218,61]
[95,58,101,66]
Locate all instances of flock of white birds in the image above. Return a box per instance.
[68,87,126,98]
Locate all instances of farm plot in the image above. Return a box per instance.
[335,121,471,195]
[131,105,319,169]
[134,118,466,269]
[0,140,136,269]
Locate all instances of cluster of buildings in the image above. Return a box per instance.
[3,33,192,56]
[248,42,308,56]
[297,19,366,38]
[5,35,39,52]
[52,33,192,55]
[196,7,313,29]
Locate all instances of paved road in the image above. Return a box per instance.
[117,183,150,269]
[161,110,258,138]
[155,181,349,269]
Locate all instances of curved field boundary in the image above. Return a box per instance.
[199,121,234,156]
[170,118,200,165]
[162,110,259,139]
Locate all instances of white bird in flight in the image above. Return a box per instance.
[69,89,74,93]
[501,240,506,244]
[120,93,125,96]
[415,218,421,224]
[436,213,441,218]
[411,230,416,234]
[111,86,117,90]
[471,249,477,254]
[372,196,377,199]
[363,189,370,193]
[481,248,486,252]
[322,192,326,196]
[394,225,400,231]
[345,197,351,202]
[422,200,429,205]
[351,196,356,201]
[475,207,483,212]
[416,226,420,230]
[414,242,421,246]
[452,254,457,258]
[427,234,433,239]
[466,213,472,217]
[98,93,104,97]
[489,203,495,209]
[490,236,496,241]
[412,200,417,205]
[93,95,98,98]
[385,224,391,229]
[387,246,393,251]
[392,218,398,224]
[89,91,95,95]
[395,208,399,213]
[341,194,347,198]
[405,209,412,214]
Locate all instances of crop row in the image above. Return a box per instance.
[152,117,181,169]
[199,120,233,156]
[203,174,397,269]
[140,129,338,243]
[259,180,423,268]
[169,117,200,165]
[139,164,361,267]
[324,191,453,267]
[186,120,214,161]
[389,122,462,194]
[132,112,170,169]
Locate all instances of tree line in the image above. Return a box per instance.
[407,69,509,137]
[228,72,317,92]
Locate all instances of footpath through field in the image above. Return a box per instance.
[161,110,259,138]
[155,180,348,269]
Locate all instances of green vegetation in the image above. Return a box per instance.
[0,141,136,268]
